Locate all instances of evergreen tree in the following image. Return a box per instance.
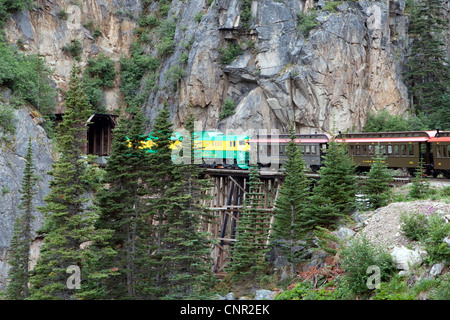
[6,137,37,299]
[158,111,215,299]
[140,105,179,298]
[403,0,450,128]
[27,66,101,300]
[93,110,150,299]
[408,158,430,199]
[228,164,271,281]
[271,124,311,269]
[364,144,393,209]
[307,138,356,229]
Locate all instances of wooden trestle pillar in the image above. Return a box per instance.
[201,170,282,275]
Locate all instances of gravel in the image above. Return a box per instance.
[358,201,450,250]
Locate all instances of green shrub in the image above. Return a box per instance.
[156,19,176,57]
[85,54,116,88]
[119,43,160,107]
[339,235,395,296]
[322,1,342,12]
[219,98,236,120]
[0,103,16,138]
[274,281,313,300]
[219,42,243,65]
[166,64,186,89]
[373,275,414,300]
[194,11,205,23]
[0,43,56,116]
[363,110,426,132]
[400,211,429,241]
[424,214,450,263]
[57,9,68,20]
[139,13,160,28]
[179,52,189,64]
[297,11,318,37]
[430,276,450,300]
[62,40,83,59]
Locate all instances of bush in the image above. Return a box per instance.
[400,211,429,241]
[430,276,450,300]
[219,42,243,65]
[274,281,313,300]
[62,40,83,59]
[0,103,16,138]
[297,11,318,37]
[156,19,176,57]
[119,43,160,107]
[363,110,426,132]
[0,43,56,115]
[84,54,116,88]
[57,9,68,20]
[219,98,236,120]
[339,235,395,296]
[166,64,186,89]
[424,214,450,263]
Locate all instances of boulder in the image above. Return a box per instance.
[430,263,445,277]
[254,289,276,300]
[391,246,423,272]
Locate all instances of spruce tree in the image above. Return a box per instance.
[364,144,393,209]
[158,111,214,299]
[307,138,357,229]
[271,124,311,269]
[93,110,151,299]
[6,137,37,299]
[228,164,271,282]
[27,66,101,300]
[404,0,450,128]
[140,105,179,298]
[408,158,430,199]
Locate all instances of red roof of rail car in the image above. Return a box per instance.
[249,133,331,144]
[334,131,436,143]
[428,131,450,143]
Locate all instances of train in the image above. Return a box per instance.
[133,129,450,178]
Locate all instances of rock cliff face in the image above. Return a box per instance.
[4,0,414,133]
[0,89,54,289]
[144,0,411,133]
[0,0,443,291]
[4,0,140,113]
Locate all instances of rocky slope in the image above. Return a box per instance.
[0,89,54,290]
[4,0,417,132]
[0,0,448,293]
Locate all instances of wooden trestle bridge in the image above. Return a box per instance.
[199,168,411,275]
[201,169,285,274]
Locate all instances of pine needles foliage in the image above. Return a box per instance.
[364,144,393,209]
[27,66,111,300]
[229,164,271,282]
[6,137,37,299]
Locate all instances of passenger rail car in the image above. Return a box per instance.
[249,134,330,171]
[428,131,450,178]
[336,131,436,175]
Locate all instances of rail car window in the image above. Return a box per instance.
[356,145,361,155]
[408,144,413,157]
[387,145,393,155]
[311,145,316,155]
[401,145,406,156]
[239,141,245,146]
[394,145,399,156]
[379,145,386,155]
[448,146,450,158]
[305,145,310,154]
[350,145,355,155]
[362,145,367,156]
[368,145,374,156]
